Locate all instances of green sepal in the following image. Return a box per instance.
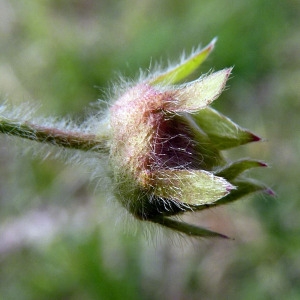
[151,216,228,238]
[192,107,261,150]
[194,179,271,211]
[149,38,217,85]
[150,169,234,206]
[169,69,231,112]
[215,159,268,181]
[217,179,271,205]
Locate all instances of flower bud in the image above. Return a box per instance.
[108,39,271,238]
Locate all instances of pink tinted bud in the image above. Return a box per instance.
[110,80,232,220]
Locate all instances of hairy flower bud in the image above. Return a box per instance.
[108,39,272,238]
[0,38,272,238]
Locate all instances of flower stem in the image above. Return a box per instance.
[0,118,109,152]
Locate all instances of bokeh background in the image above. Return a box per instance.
[0,0,299,299]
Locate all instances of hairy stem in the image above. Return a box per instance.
[0,118,109,152]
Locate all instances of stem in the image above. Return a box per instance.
[0,118,109,152]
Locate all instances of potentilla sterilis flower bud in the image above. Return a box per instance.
[108,38,272,238]
[111,73,232,211]
[0,38,272,238]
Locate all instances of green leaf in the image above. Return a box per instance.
[168,69,231,112]
[150,169,234,206]
[192,107,261,149]
[215,159,268,181]
[149,38,217,85]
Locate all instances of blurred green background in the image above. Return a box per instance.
[0,0,299,299]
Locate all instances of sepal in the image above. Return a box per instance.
[192,107,261,149]
[194,179,273,211]
[215,159,268,181]
[149,169,234,206]
[149,38,217,85]
[152,216,229,238]
[168,69,232,112]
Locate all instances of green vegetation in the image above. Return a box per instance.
[0,0,299,299]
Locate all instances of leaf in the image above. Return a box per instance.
[149,38,217,85]
[215,159,268,181]
[150,169,234,206]
[192,107,261,149]
[167,69,231,112]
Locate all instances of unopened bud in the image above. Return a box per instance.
[106,39,272,237]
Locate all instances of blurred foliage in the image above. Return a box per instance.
[0,0,300,299]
